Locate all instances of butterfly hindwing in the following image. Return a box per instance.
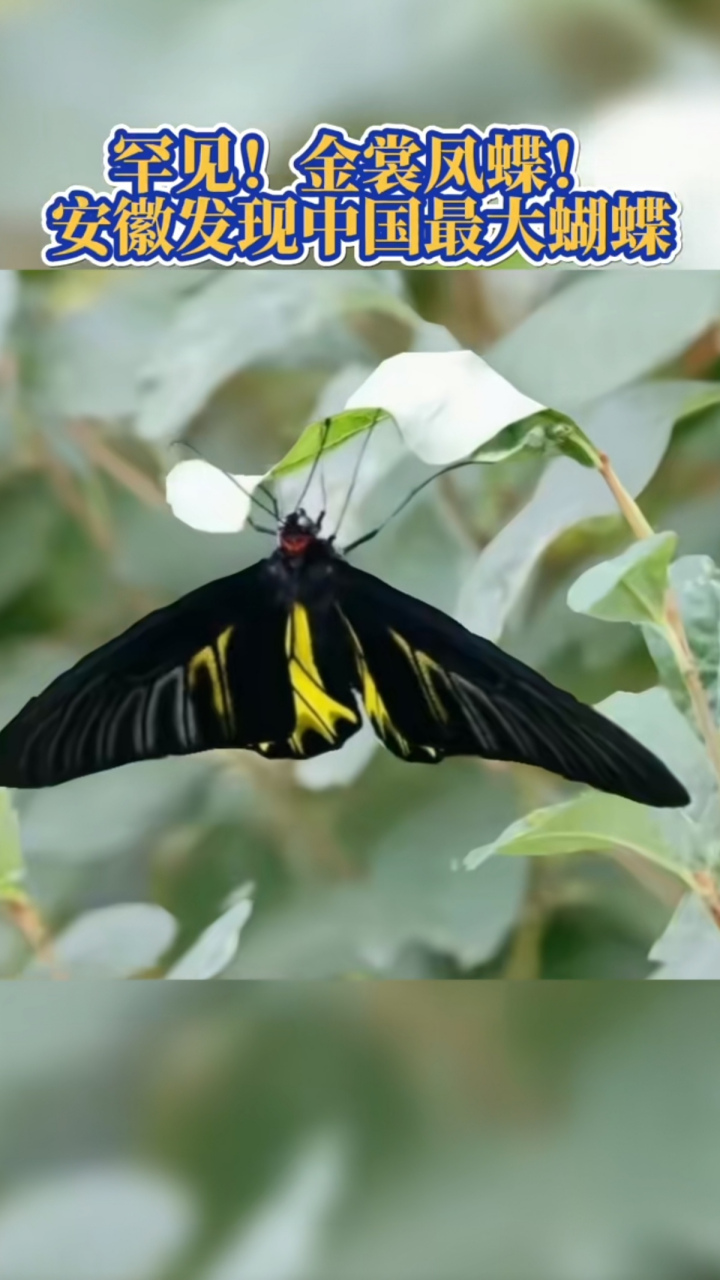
[333,561,688,808]
[255,595,360,761]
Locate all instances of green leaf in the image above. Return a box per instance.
[541,411,602,468]
[466,791,689,884]
[468,686,719,882]
[650,894,720,980]
[0,789,23,900]
[470,414,547,464]
[643,554,720,724]
[470,407,596,466]
[270,408,393,479]
[567,532,677,626]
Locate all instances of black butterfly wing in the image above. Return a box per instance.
[333,561,689,808]
[0,562,295,788]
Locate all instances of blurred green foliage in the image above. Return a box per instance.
[0,267,719,979]
[1,985,720,1278]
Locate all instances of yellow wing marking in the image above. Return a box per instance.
[340,614,411,757]
[286,605,357,753]
[391,631,449,724]
[188,625,235,732]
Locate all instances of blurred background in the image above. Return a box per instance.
[3,984,720,1279]
[0,264,719,982]
[2,0,720,266]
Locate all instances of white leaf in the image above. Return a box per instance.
[167,894,253,980]
[345,350,544,465]
[166,459,265,533]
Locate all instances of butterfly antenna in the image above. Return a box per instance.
[343,457,487,553]
[170,440,278,522]
[294,416,333,514]
[332,409,382,544]
[319,449,328,519]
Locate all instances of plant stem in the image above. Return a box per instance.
[597,451,655,540]
[597,449,720,791]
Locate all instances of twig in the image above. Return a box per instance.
[2,893,65,978]
[69,421,166,508]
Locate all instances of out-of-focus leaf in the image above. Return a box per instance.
[17,757,211,863]
[31,904,177,979]
[0,477,61,609]
[230,763,525,977]
[0,789,22,899]
[0,271,17,351]
[0,644,80,735]
[567,532,677,626]
[271,408,393,478]
[167,890,253,980]
[644,554,720,724]
[25,273,194,423]
[203,1135,346,1280]
[466,792,688,882]
[110,489,267,597]
[650,894,720,979]
[134,272,405,441]
[458,381,709,641]
[0,1164,195,1280]
[488,273,720,410]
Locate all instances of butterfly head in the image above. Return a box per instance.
[279,508,327,557]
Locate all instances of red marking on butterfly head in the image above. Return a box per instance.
[279,509,323,557]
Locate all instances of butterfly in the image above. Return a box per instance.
[0,426,689,807]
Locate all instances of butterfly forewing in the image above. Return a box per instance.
[334,560,689,808]
[0,565,297,787]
